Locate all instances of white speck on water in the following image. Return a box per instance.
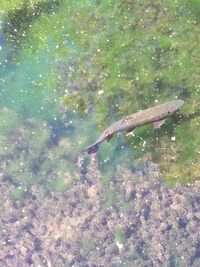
[104,157,109,163]
[171,136,176,141]
[126,131,134,137]
[116,241,124,249]
[98,90,104,95]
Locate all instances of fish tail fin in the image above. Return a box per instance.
[87,143,100,154]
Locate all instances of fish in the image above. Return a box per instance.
[87,100,184,154]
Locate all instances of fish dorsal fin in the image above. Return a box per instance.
[106,134,113,142]
[153,119,165,129]
[126,127,135,133]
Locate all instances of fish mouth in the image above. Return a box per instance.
[177,99,184,108]
[169,99,184,114]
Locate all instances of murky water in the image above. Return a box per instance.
[0,2,200,266]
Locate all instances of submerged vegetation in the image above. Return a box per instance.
[1,0,199,182]
[0,2,200,265]
[0,108,76,195]
[0,159,200,266]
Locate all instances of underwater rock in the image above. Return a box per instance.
[0,159,200,266]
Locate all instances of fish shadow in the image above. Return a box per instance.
[159,109,200,137]
[172,109,200,131]
[173,109,200,123]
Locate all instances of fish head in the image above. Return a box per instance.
[166,100,184,116]
[176,99,185,109]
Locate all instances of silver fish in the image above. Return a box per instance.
[87,100,184,154]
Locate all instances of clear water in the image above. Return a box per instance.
[0,2,200,267]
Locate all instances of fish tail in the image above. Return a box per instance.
[87,143,100,154]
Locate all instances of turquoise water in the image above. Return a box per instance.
[0,3,200,266]
[0,33,60,120]
[0,29,70,194]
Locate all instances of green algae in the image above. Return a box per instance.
[11,187,25,200]
[119,203,131,214]
[100,171,113,186]
[80,237,95,255]
[52,177,68,192]
[1,0,199,183]
[115,227,126,244]
[0,109,18,135]
[0,108,75,195]
[103,187,117,208]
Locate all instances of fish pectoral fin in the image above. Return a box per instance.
[153,119,165,129]
[106,134,113,142]
[126,127,135,133]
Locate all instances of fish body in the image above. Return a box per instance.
[87,100,184,154]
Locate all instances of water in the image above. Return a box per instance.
[0,2,200,266]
